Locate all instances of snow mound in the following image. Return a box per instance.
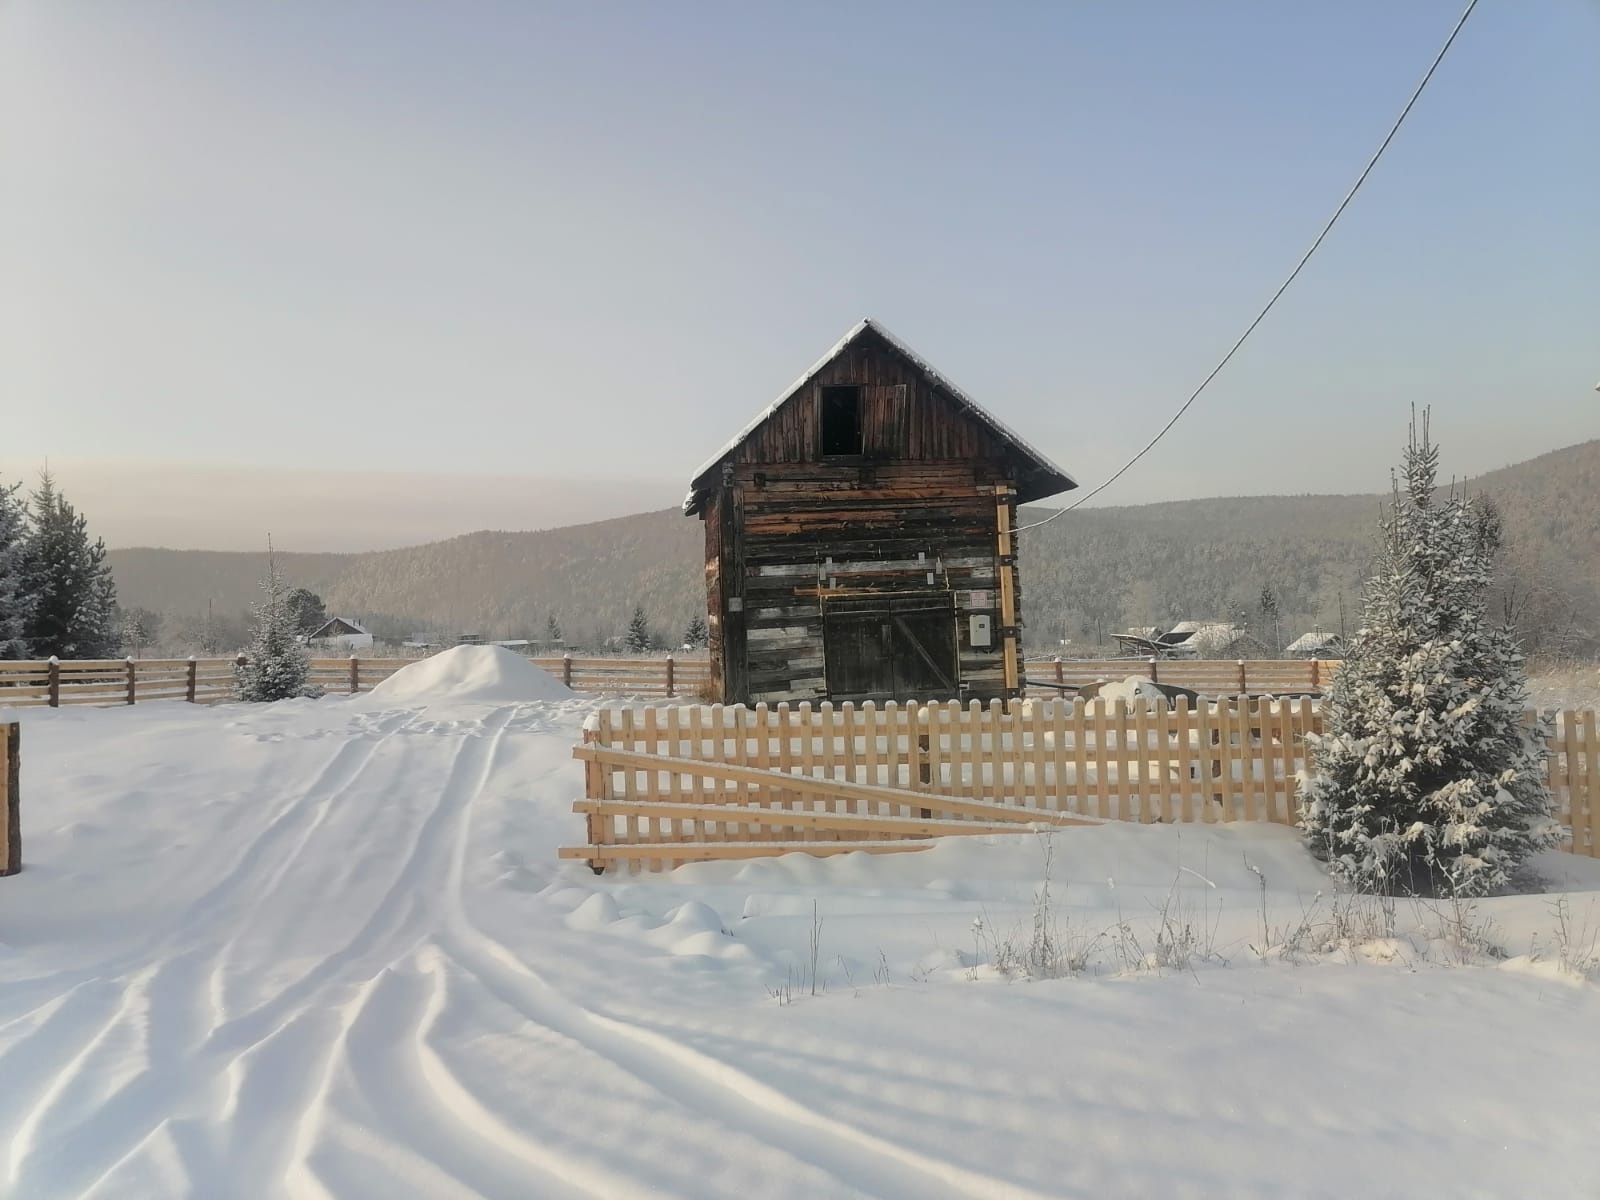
[367,645,575,704]
[1088,675,1169,706]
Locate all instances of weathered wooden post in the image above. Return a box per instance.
[126,656,137,705]
[349,655,360,694]
[1054,655,1065,694]
[235,652,248,686]
[562,653,573,689]
[916,702,933,820]
[2,722,19,876]
[186,656,198,703]
[665,655,675,698]
[1310,658,1321,693]
[1237,659,1248,696]
[46,657,59,708]
[1149,655,1160,686]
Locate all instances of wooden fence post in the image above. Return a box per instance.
[1237,659,1247,695]
[665,655,675,698]
[563,653,573,689]
[1310,659,1321,692]
[582,725,605,873]
[186,657,198,703]
[349,655,360,694]
[235,653,248,684]
[47,657,59,708]
[126,656,136,705]
[1054,656,1065,693]
[1,723,18,875]
[1149,655,1159,685]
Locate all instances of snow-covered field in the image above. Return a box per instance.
[3,651,1600,1199]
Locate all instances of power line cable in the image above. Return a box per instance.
[1016,0,1481,534]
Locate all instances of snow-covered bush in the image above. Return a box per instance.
[1299,414,1561,897]
[235,545,315,702]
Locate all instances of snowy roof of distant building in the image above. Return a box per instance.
[308,617,369,638]
[684,318,1077,514]
[1285,630,1341,654]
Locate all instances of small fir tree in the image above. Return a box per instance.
[21,472,119,659]
[0,479,32,658]
[545,613,562,645]
[625,604,652,653]
[1299,413,1560,897]
[684,614,708,648]
[236,542,314,702]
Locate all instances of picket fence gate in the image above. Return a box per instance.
[561,698,1599,873]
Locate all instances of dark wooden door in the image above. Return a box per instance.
[823,594,958,701]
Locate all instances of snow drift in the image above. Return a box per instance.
[366,644,575,704]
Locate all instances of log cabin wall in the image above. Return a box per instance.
[698,328,1032,707]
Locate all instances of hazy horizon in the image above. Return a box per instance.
[4,2,1596,549]
[5,435,1589,554]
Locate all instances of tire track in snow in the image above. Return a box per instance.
[6,706,502,1198]
[0,709,421,1011]
[335,958,621,1200]
[433,724,1048,1200]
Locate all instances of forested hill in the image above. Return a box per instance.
[109,439,1600,655]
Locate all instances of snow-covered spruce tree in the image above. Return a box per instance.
[1299,413,1560,897]
[235,543,314,702]
[0,479,33,658]
[21,472,120,659]
[684,613,708,648]
[625,604,652,653]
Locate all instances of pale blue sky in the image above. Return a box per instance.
[3,2,1596,548]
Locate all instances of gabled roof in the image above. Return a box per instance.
[684,318,1076,514]
[308,617,369,638]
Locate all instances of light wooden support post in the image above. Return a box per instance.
[994,484,1019,697]
[582,725,606,873]
[126,657,137,705]
[1,723,18,875]
[186,657,198,703]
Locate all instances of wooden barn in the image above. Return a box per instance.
[684,318,1076,706]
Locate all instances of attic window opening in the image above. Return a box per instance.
[821,385,863,456]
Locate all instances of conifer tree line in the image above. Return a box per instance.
[0,472,120,660]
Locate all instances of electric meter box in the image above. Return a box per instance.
[969,613,993,648]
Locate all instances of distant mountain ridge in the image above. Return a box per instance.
[108,439,1600,656]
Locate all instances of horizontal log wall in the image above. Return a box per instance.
[731,461,1015,705]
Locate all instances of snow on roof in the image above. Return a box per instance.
[684,318,1077,513]
[1285,630,1340,653]
[309,617,369,638]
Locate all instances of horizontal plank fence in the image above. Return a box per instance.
[563,699,1599,873]
[0,654,1333,709]
[0,653,712,706]
[1026,657,1341,697]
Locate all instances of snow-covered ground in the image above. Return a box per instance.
[1528,664,1600,712]
[3,652,1600,1198]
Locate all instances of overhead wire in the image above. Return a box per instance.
[1015,0,1481,535]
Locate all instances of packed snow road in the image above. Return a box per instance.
[2,657,1599,1197]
